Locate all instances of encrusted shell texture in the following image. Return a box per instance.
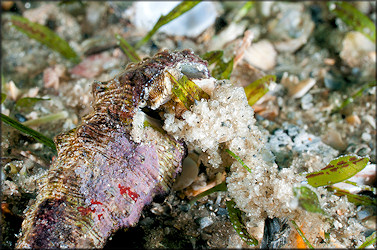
[16,50,210,248]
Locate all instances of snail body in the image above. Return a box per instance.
[17,50,211,248]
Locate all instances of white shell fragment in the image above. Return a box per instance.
[340,31,376,68]
[192,78,216,96]
[280,72,316,98]
[124,1,218,37]
[172,155,199,191]
[209,22,247,50]
[268,9,314,53]
[243,39,277,71]
[8,80,21,101]
[321,128,347,151]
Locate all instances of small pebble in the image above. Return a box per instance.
[172,156,199,191]
[216,207,228,216]
[15,114,27,123]
[198,217,214,229]
[364,115,376,129]
[345,114,361,126]
[324,73,344,90]
[322,128,347,151]
[361,132,371,142]
[179,204,190,212]
[301,93,313,110]
[356,207,374,221]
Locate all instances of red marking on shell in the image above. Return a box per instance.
[341,164,349,168]
[337,161,347,165]
[307,172,324,178]
[330,167,339,172]
[77,206,95,216]
[118,184,139,202]
[349,157,357,161]
[90,199,103,205]
[98,214,103,220]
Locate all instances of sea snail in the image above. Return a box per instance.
[17,50,212,248]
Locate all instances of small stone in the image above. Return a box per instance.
[301,93,313,110]
[356,207,374,221]
[361,132,371,142]
[322,128,347,151]
[150,203,165,215]
[364,115,376,129]
[243,39,277,71]
[198,217,214,229]
[268,8,315,53]
[362,217,377,230]
[324,72,345,90]
[340,31,375,68]
[216,207,228,216]
[172,155,199,191]
[280,72,316,98]
[43,64,66,90]
[1,1,14,10]
[125,2,218,38]
[345,115,361,126]
[15,114,27,123]
[8,81,21,101]
[179,204,190,212]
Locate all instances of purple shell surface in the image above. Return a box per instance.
[16,50,210,248]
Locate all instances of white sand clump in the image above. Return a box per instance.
[227,157,306,225]
[164,80,262,168]
[163,80,368,248]
[164,80,304,221]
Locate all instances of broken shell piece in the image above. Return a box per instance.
[233,30,255,67]
[321,128,347,151]
[7,81,21,101]
[1,1,14,10]
[23,3,58,25]
[340,31,376,68]
[172,154,199,191]
[124,1,219,38]
[209,22,247,50]
[192,78,216,96]
[268,9,314,53]
[345,114,361,126]
[43,64,67,90]
[2,180,21,197]
[243,39,277,71]
[324,58,336,66]
[252,95,279,120]
[230,61,264,88]
[184,172,226,197]
[364,115,376,129]
[361,215,376,230]
[280,72,316,98]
